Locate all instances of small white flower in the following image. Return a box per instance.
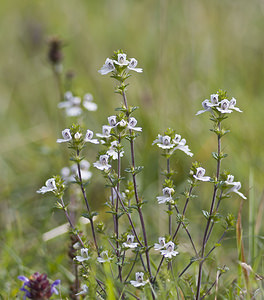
[108,115,117,127]
[93,155,111,171]
[84,130,99,144]
[157,135,174,149]
[152,134,163,145]
[229,97,242,112]
[130,272,148,287]
[74,132,82,140]
[217,99,233,114]
[210,94,219,105]
[196,99,213,115]
[83,93,98,112]
[117,119,127,127]
[154,237,166,250]
[98,58,116,75]
[64,91,73,101]
[128,58,143,73]
[157,187,174,204]
[37,178,57,194]
[172,136,193,157]
[107,141,124,160]
[127,117,142,132]
[226,181,247,199]
[96,125,112,138]
[193,167,211,182]
[115,53,129,66]
[76,248,90,262]
[61,160,92,182]
[122,235,138,249]
[58,93,82,117]
[160,241,179,259]
[57,129,72,143]
[173,134,181,144]
[225,174,235,185]
[76,284,89,296]
[97,250,112,263]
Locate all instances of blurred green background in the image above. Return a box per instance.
[1,0,264,297]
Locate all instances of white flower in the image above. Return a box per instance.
[157,135,174,149]
[96,125,112,138]
[122,235,138,249]
[116,119,127,127]
[157,187,174,204]
[98,58,116,75]
[74,132,82,140]
[108,115,117,127]
[229,97,242,112]
[160,241,179,259]
[128,58,143,73]
[84,130,99,144]
[83,93,98,111]
[173,134,181,144]
[226,181,247,199]
[107,141,124,160]
[172,136,193,157]
[130,272,148,287]
[76,284,89,296]
[127,117,142,131]
[97,250,112,263]
[114,53,129,66]
[217,99,233,114]
[152,134,163,145]
[57,129,72,143]
[154,237,166,250]
[37,178,57,194]
[210,94,219,106]
[196,100,213,115]
[193,167,211,182]
[225,174,235,185]
[93,155,111,171]
[76,248,90,262]
[58,94,83,117]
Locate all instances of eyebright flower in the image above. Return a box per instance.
[154,237,166,250]
[152,134,163,145]
[210,94,219,105]
[127,117,142,132]
[84,130,99,144]
[130,272,148,287]
[98,58,116,75]
[83,93,97,111]
[107,141,124,160]
[172,136,193,157]
[157,187,174,204]
[18,273,60,300]
[127,58,143,73]
[229,97,242,112]
[93,155,111,171]
[196,100,213,115]
[226,181,247,199]
[96,125,112,139]
[157,135,174,149]
[114,53,129,66]
[160,241,179,259]
[37,178,57,194]
[217,99,233,114]
[76,284,89,296]
[108,115,117,127]
[122,235,138,249]
[225,174,235,185]
[116,119,127,127]
[75,248,90,262]
[193,167,211,182]
[56,129,72,143]
[97,250,112,263]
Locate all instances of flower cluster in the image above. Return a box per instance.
[153,130,193,157]
[98,53,143,75]
[18,272,60,300]
[154,239,179,259]
[58,91,97,117]
[196,92,242,116]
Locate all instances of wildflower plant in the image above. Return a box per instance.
[27,48,250,299]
